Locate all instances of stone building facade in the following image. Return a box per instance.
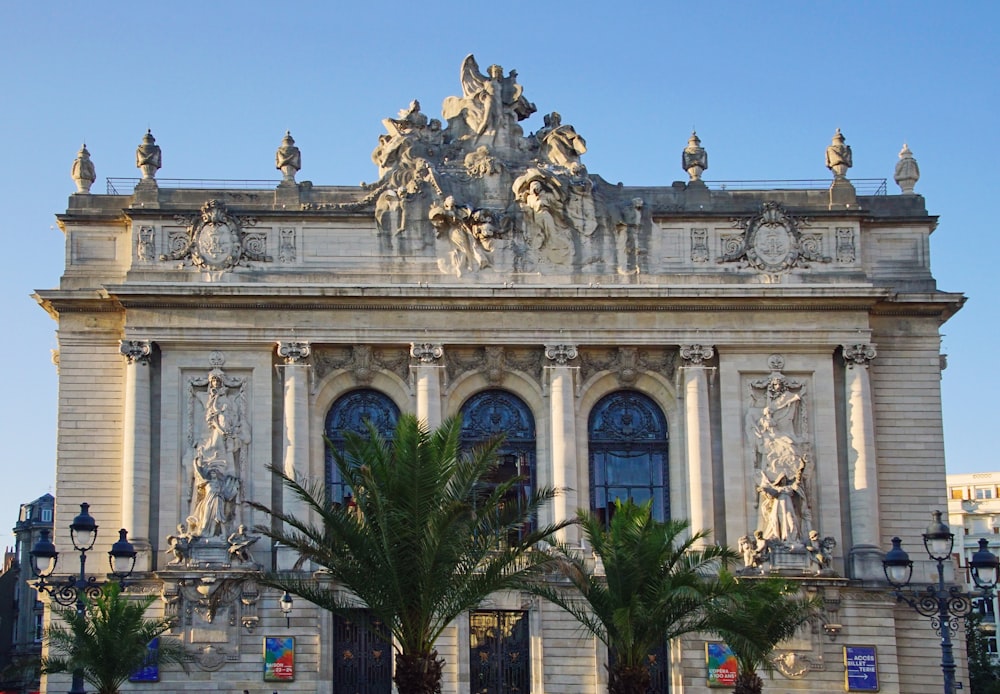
[36,55,961,692]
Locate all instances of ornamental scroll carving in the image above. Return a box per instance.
[120,340,152,365]
[312,345,410,385]
[410,343,444,364]
[161,200,269,271]
[277,341,311,365]
[719,202,831,282]
[679,344,714,365]
[842,343,876,367]
[578,347,678,387]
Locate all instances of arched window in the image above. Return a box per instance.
[588,390,669,526]
[325,389,400,504]
[459,390,536,538]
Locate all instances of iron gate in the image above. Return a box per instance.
[470,610,530,694]
[332,610,392,694]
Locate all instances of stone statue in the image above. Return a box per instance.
[227,524,259,565]
[187,368,250,538]
[738,530,770,570]
[513,169,572,266]
[894,143,920,194]
[430,196,495,277]
[747,366,813,546]
[442,54,535,145]
[825,128,852,179]
[71,144,96,193]
[136,129,162,179]
[682,131,708,182]
[275,131,301,183]
[165,523,193,565]
[613,197,644,274]
[806,530,836,573]
[536,112,587,168]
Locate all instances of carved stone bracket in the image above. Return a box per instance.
[679,344,715,365]
[277,341,311,365]
[544,344,578,366]
[410,342,444,364]
[842,343,877,368]
[120,339,152,365]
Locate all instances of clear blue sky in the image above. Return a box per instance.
[1,2,996,536]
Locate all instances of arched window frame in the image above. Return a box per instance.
[324,389,400,504]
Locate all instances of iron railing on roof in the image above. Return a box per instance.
[704,178,888,195]
[105,177,889,196]
[106,178,281,195]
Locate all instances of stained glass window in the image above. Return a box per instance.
[325,389,400,504]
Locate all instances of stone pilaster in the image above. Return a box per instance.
[545,344,578,544]
[842,343,882,580]
[680,344,715,545]
[410,343,444,429]
[120,340,153,571]
[277,342,311,545]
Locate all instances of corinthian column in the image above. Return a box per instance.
[410,343,444,429]
[842,343,882,580]
[545,344,578,544]
[680,344,715,545]
[120,340,152,571]
[277,342,311,526]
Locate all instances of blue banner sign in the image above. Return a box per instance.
[844,645,878,691]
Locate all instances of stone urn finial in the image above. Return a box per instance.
[825,128,853,180]
[275,130,301,183]
[682,130,708,182]
[894,143,920,194]
[136,129,162,180]
[71,143,96,193]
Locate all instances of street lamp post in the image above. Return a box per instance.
[29,502,137,694]
[883,510,999,694]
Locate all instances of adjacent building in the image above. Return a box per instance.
[35,55,962,692]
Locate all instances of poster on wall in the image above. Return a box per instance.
[706,642,738,687]
[844,645,878,691]
[264,636,295,682]
[128,637,160,682]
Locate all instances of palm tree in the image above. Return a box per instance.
[538,499,737,694]
[41,582,186,694]
[708,573,822,694]
[250,413,572,694]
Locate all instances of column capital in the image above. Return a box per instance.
[119,340,152,365]
[842,343,877,368]
[410,342,444,364]
[544,344,578,365]
[277,341,311,364]
[679,343,715,365]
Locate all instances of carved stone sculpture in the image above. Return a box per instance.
[161,199,270,271]
[136,129,162,179]
[893,143,920,194]
[227,525,260,566]
[825,128,852,179]
[71,143,96,193]
[682,131,708,182]
[442,54,536,148]
[186,367,250,538]
[430,196,495,277]
[746,361,813,547]
[275,131,301,183]
[165,524,194,565]
[806,531,837,574]
[536,112,587,168]
[738,530,770,570]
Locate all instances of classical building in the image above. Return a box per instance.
[0,494,53,694]
[36,55,962,692]
[948,472,1000,658]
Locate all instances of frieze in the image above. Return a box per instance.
[160,199,269,271]
[312,345,410,385]
[445,345,544,386]
[719,201,831,282]
[578,347,678,386]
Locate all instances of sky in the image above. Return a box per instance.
[0,2,996,539]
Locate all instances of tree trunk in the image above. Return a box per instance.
[733,670,764,694]
[394,650,444,694]
[608,662,651,694]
